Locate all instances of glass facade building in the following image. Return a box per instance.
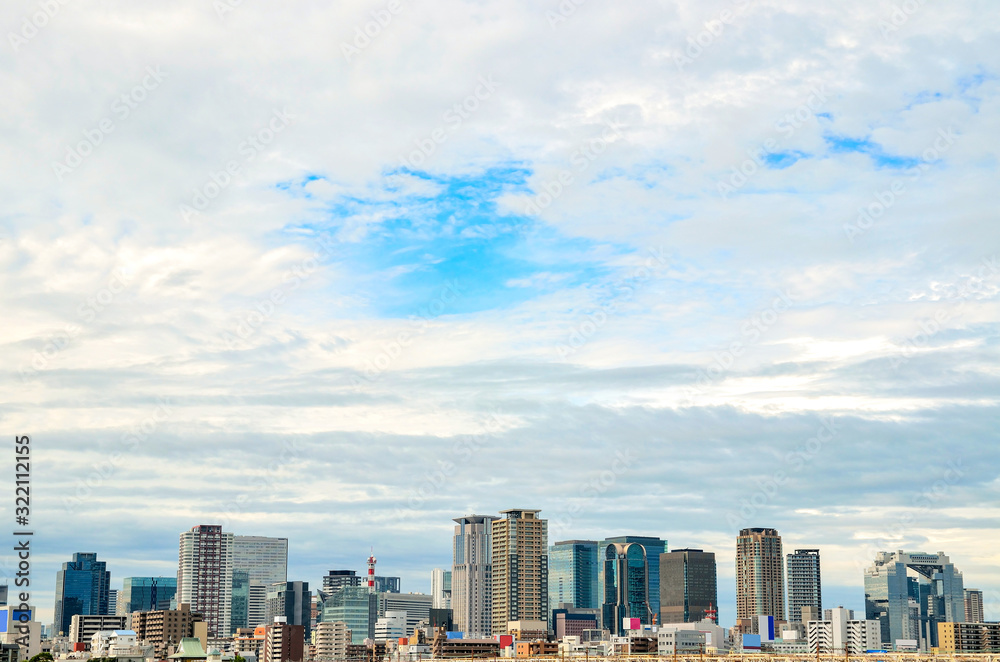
[53,553,110,637]
[599,536,666,622]
[660,548,718,623]
[548,540,599,615]
[322,586,375,644]
[118,577,177,615]
[231,571,250,631]
[602,542,651,634]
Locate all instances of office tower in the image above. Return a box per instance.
[374,611,406,642]
[249,585,268,628]
[266,582,312,640]
[233,536,288,586]
[107,590,118,616]
[491,509,548,636]
[660,549,718,624]
[118,577,178,615]
[864,550,965,649]
[322,571,361,594]
[787,549,822,623]
[53,553,111,637]
[372,577,400,594]
[177,524,235,637]
[736,528,785,627]
[548,541,599,616]
[964,589,984,623]
[452,514,498,637]
[599,536,667,621]
[431,569,452,609]
[231,571,250,631]
[321,586,375,645]
[376,592,432,636]
[602,542,651,634]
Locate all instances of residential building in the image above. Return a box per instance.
[806,608,881,653]
[430,569,452,610]
[548,541,599,615]
[266,582,311,640]
[128,603,208,659]
[452,514,497,637]
[177,525,235,637]
[603,542,651,634]
[599,536,666,622]
[787,549,822,624]
[68,614,126,645]
[118,577,178,616]
[864,550,965,649]
[53,553,111,637]
[262,619,304,662]
[234,627,265,660]
[314,621,351,660]
[736,528,785,629]
[320,586,374,644]
[938,622,1000,652]
[660,549,718,624]
[964,589,985,623]
[491,509,548,636]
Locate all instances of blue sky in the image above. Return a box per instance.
[1,0,999,631]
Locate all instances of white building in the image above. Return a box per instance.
[658,630,705,654]
[657,620,729,652]
[314,621,351,661]
[375,611,407,642]
[807,607,882,653]
[430,569,451,610]
[377,593,432,636]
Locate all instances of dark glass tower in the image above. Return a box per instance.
[660,548,718,623]
[548,540,599,613]
[53,552,110,636]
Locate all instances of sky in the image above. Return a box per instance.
[1,0,999,630]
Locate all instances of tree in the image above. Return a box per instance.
[28,653,54,662]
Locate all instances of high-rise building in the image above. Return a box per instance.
[231,571,250,631]
[452,515,498,638]
[787,549,822,623]
[599,536,667,621]
[964,589,984,624]
[602,542,651,634]
[736,528,785,627]
[321,586,375,645]
[660,549,717,624]
[233,537,289,586]
[266,582,311,640]
[548,541,599,616]
[107,590,118,616]
[262,619,304,662]
[249,585,268,628]
[491,509,548,636]
[118,577,178,615]
[376,592,432,636]
[431,569,452,609]
[321,571,360,594]
[53,553,111,637]
[177,525,235,637]
[372,577,400,594]
[864,550,965,649]
[314,621,351,661]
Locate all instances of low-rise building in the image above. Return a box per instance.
[129,603,208,658]
[262,619,304,662]
[70,615,128,646]
[657,630,705,654]
[938,622,1000,652]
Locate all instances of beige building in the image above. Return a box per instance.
[938,622,1000,652]
[736,528,785,624]
[491,509,548,636]
[452,514,498,638]
[128,603,207,658]
[314,621,351,660]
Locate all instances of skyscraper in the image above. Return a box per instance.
[321,585,375,644]
[548,541,599,613]
[266,581,311,640]
[964,589,984,623]
[602,543,651,634]
[787,549,822,623]
[660,548,718,624]
[231,571,250,631]
[452,514,497,638]
[599,536,666,621]
[321,571,361,594]
[117,577,178,615]
[233,536,288,586]
[431,569,452,609]
[53,553,110,636]
[491,509,548,636]
[736,528,785,626]
[177,524,234,637]
[864,550,965,649]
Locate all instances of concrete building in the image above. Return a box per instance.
[118,577,178,616]
[234,627,265,660]
[599,536,666,622]
[313,621,351,660]
[376,593,431,636]
[864,550,965,649]
[128,603,208,659]
[787,549,822,624]
[657,620,729,652]
[938,622,1000,652]
[660,549,718,624]
[964,589,985,623]
[373,611,406,642]
[107,591,118,616]
[320,571,360,594]
[736,528,785,629]
[266,582,311,640]
[54,553,111,637]
[248,584,267,628]
[452,514,497,637]
[177,525,235,637]
[548,541,599,616]
[658,630,706,654]
[0,605,41,659]
[603,542,651,634]
[69,614,126,645]
[262,620,304,662]
[430,569,451,610]
[806,608,881,653]
[552,609,598,640]
[491,509,548,636]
